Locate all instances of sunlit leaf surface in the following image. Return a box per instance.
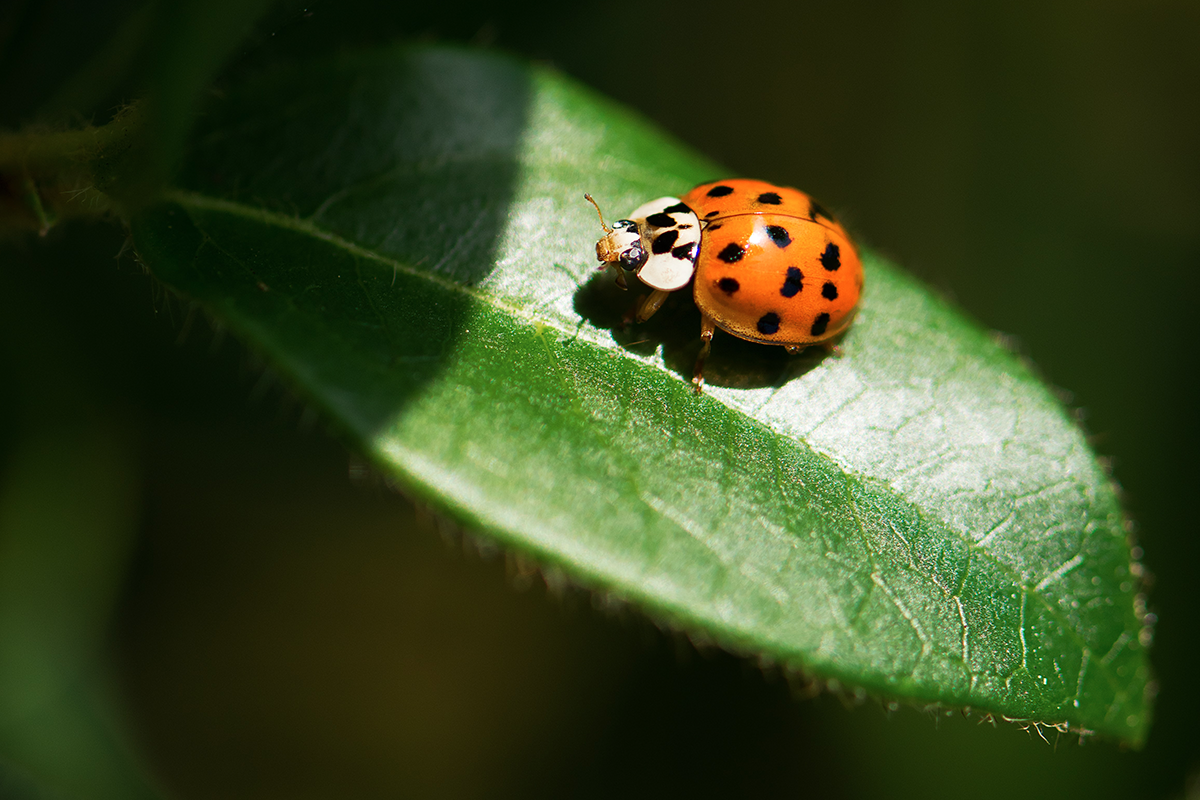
[130,46,1151,743]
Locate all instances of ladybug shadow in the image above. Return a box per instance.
[573,268,831,391]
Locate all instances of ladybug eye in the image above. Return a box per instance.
[619,243,647,270]
[615,219,637,230]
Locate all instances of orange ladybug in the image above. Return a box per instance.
[588,179,863,390]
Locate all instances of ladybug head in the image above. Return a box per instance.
[585,194,648,272]
[595,220,646,271]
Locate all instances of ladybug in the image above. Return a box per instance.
[587,179,863,390]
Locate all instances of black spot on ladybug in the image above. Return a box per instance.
[809,200,834,222]
[645,212,676,228]
[781,267,804,298]
[822,281,838,300]
[757,192,783,205]
[672,242,695,260]
[707,185,735,197]
[652,229,679,254]
[811,312,830,337]
[820,242,841,271]
[706,223,723,232]
[765,225,792,248]
[717,277,740,294]
[718,243,745,263]
[757,312,781,335]
[663,202,692,215]
[705,210,720,218]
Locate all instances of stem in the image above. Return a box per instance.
[0,103,144,234]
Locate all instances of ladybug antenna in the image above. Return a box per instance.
[583,193,613,233]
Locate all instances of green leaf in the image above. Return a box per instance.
[129,45,1152,744]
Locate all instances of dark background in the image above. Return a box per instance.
[2,1,1197,797]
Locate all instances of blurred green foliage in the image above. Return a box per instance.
[1,1,1197,798]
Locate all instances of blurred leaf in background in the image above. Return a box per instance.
[0,254,153,798]
[0,1,1197,798]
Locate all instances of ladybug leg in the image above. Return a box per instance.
[621,289,668,328]
[785,344,806,355]
[820,341,843,357]
[613,265,628,291]
[691,314,717,394]
[635,289,670,322]
[600,262,628,290]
